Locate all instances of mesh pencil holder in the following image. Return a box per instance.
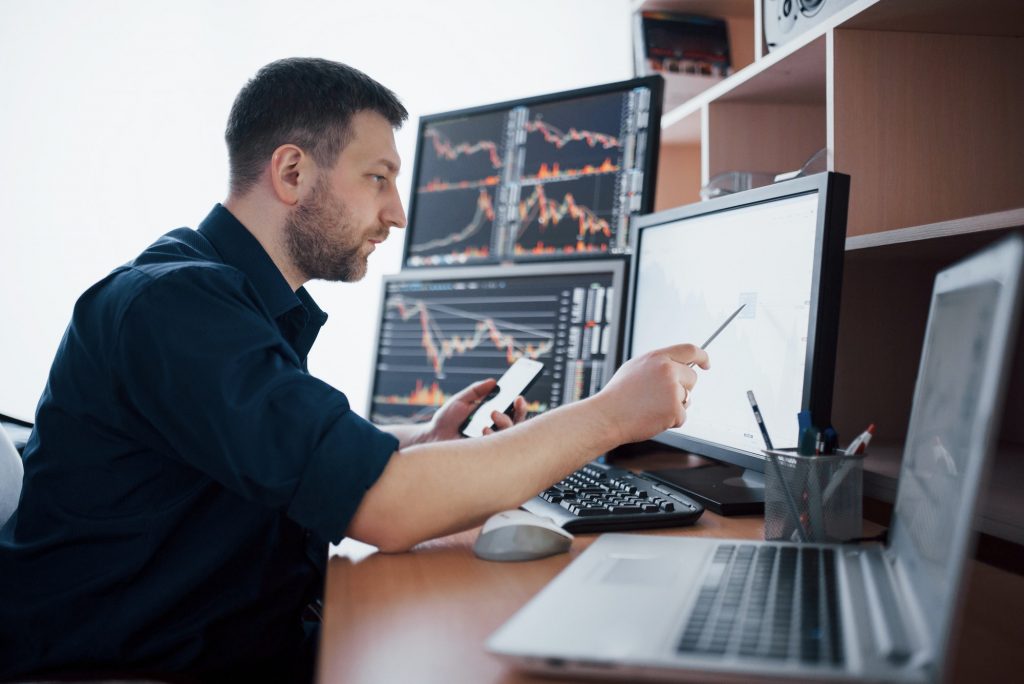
[763,448,864,543]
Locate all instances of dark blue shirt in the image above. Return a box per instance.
[0,205,398,680]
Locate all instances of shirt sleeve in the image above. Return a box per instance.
[113,266,397,543]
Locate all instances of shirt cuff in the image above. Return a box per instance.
[286,410,399,543]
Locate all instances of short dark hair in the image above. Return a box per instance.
[225,57,408,195]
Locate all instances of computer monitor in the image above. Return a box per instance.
[367,261,626,427]
[402,76,663,267]
[624,173,850,514]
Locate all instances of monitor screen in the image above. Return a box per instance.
[403,77,662,267]
[367,261,625,426]
[626,173,849,476]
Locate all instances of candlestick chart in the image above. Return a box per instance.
[369,272,617,426]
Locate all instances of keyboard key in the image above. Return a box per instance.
[823,549,843,665]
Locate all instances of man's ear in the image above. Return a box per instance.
[269,144,311,205]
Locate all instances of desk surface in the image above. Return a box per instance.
[316,462,1024,683]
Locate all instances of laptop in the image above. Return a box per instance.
[488,235,1024,683]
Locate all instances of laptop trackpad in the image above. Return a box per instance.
[602,555,678,586]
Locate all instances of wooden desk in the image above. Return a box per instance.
[316,450,1024,683]
[317,513,761,684]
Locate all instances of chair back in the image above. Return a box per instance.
[0,426,23,527]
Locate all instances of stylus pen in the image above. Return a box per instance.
[688,303,746,367]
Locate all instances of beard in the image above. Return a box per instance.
[284,176,372,283]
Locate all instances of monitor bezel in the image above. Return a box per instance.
[365,258,629,420]
[623,172,850,473]
[401,76,664,268]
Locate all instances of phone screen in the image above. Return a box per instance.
[460,358,545,438]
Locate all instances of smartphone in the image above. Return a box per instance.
[460,358,544,438]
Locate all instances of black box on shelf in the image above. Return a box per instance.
[633,11,731,78]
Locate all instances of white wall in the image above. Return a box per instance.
[0,0,633,422]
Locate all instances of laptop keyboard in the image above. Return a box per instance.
[678,544,844,666]
[521,461,704,533]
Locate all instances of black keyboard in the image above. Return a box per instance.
[521,461,704,533]
[677,544,844,666]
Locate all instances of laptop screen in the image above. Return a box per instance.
[890,237,1022,662]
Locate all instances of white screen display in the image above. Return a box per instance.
[630,192,820,456]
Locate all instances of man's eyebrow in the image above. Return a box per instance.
[376,158,400,174]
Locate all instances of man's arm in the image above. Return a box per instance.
[346,343,709,552]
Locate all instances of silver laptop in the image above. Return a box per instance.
[489,235,1023,683]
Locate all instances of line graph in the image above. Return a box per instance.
[424,128,503,168]
[514,177,616,255]
[416,111,508,189]
[410,189,495,254]
[521,157,619,182]
[517,186,611,238]
[419,175,501,193]
[523,119,621,151]
[387,295,555,377]
[405,187,496,265]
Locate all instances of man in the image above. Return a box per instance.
[0,58,708,681]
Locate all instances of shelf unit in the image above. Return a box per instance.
[633,0,1024,543]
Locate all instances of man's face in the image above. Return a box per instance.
[284,110,406,283]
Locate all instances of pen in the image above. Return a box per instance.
[746,390,774,450]
[749,389,807,543]
[798,426,818,456]
[823,426,838,455]
[822,424,875,506]
[688,303,746,367]
[845,423,875,455]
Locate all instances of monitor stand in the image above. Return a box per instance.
[643,464,765,516]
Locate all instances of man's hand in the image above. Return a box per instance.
[422,378,529,442]
[593,343,711,445]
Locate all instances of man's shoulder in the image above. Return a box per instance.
[113,227,249,291]
[83,229,252,327]
[124,227,226,279]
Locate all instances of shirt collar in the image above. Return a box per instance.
[197,204,316,321]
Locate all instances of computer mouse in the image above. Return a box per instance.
[473,509,574,562]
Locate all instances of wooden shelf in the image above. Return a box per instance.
[846,208,1024,253]
[862,442,902,501]
[863,443,1024,546]
[659,73,726,114]
[660,107,700,144]
[844,0,1024,36]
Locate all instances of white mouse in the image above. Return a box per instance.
[473,509,574,562]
